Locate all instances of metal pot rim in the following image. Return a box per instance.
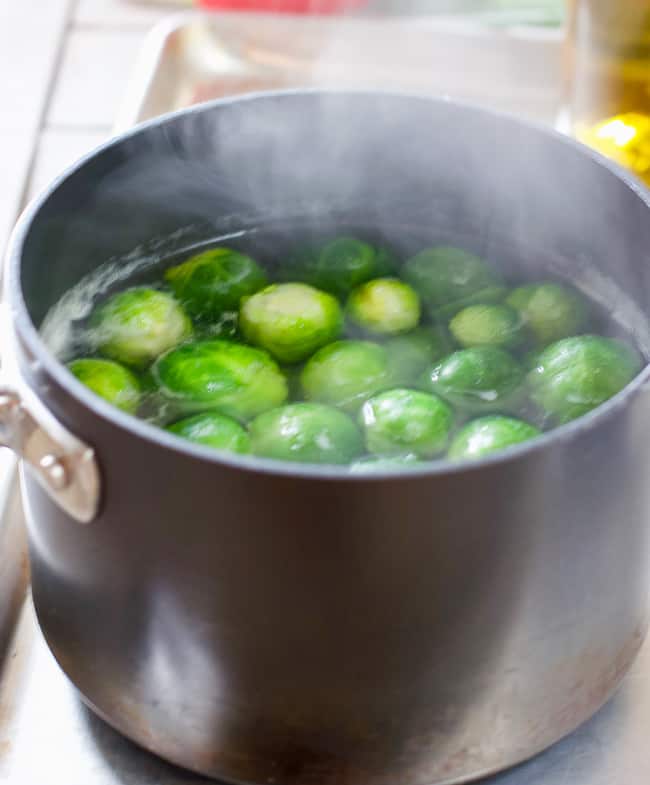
[7,87,650,481]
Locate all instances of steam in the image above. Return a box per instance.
[209,9,562,122]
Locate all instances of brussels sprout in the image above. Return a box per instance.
[429,285,509,324]
[449,304,525,350]
[403,246,501,310]
[349,454,420,474]
[421,347,525,414]
[384,327,449,384]
[165,248,267,321]
[167,412,250,454]
[360,389,454,458]
[528,335,642,424]
[346,278,421,336]
[91,288,192,368]
[68,358,141,414]
[432,285,508,322]
[448,416,541,461]
[240,283,342,364]
[250,403,363,465]
[506,282,588,347]
[153,339,288,420]
[301,340,392,412]
[285,237,395,298]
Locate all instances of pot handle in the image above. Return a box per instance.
[0,304,100,524]
[0,387,100,524]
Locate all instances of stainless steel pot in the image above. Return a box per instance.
[5,91,650,785]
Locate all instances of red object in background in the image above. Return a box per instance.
[196,0,368,12]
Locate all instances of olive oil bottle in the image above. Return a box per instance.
[565,0,650,184]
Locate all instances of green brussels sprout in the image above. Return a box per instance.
[164,248,267,321]
[349,454,420,474]
[528,335,642,424]
[403,246,501,310]
[448,416,541,461]
[167,411,250,454]
[449,304,525,350]
[285,237,395,298]
[432,285,508,322]
[68,358,141,414]
[506,282,588,347]
[301,340,392,412]
[421,347,525,414]
[360,389,454,458]
[240,283,343,364]
[346,278,421,336]
[249,403,363,465]
[91,288,192,368]
[384,327,449,384]
[153,339,288,420]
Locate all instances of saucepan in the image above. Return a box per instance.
[4,91,650,784]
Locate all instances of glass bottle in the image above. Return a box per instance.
[565,0,650,184]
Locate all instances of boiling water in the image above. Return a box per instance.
[40,223,649,465]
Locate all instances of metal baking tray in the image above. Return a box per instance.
[114,10,563,131]
[0,11,648,785]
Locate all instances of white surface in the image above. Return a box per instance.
[0,0,72,256]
